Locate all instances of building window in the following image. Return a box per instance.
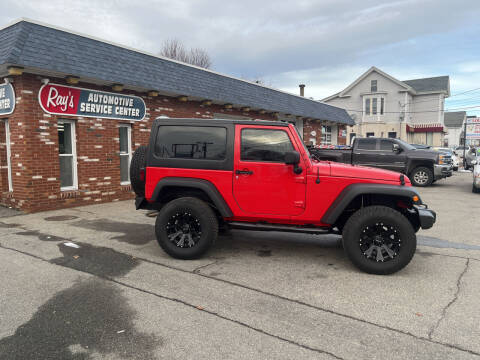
[119,124,132,184]
[371,80,377,92]
[2,120,12,191]
[58,120,77,190]
[366,132,375,137]
[321,125,332,144]
[372,98,378,115]
[426,132,433,146]
[349,132,356,145]
[388,132,397,138]
[241,129,293,162]
[365,98,371,115]
[380,98,385,115]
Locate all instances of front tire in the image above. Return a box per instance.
[410,166,433,187]
[155,197,218,259]
[342,206,416,275]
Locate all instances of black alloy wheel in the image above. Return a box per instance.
[155,197,218,259]
[359,222,401,262]
[166,212,202,248]
[342,206,416,275]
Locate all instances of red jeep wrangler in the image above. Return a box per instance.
[131,118,436,274]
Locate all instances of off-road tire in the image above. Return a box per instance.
[155,197,218,259]
[410,166,433,187]
[130,145,147,197]
[342,206,416,275]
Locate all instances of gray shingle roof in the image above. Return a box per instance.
[403,76,449,94]
[0,20,353,125]
[444,111,466,128]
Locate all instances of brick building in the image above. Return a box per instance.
[0,19,352,212]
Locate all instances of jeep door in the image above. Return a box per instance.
[233,125,306,216]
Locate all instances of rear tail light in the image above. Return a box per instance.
[140,168,145,182]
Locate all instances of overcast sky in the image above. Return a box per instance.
[2,0,480,113]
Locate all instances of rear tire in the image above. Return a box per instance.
[155,197,218,259]
[410,166,433,187]
[342,206,416,275]
[130,145,147,197]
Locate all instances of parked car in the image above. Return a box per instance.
[308,137,452,187]
[472,157,480,193]
[432,147,459,171]
[454,145,469,165]
[454,145,468,155]
[130,118,437,275]
[465,147,478,170]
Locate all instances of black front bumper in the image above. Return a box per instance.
[415,205,436,229]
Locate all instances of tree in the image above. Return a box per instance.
[160,39,212,69]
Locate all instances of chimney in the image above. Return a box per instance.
[299,84,305,97]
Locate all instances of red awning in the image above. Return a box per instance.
[406,124,444,133]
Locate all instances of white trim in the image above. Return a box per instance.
[415,90,449,96]
[2,18,323,106]
[38,83,146,121]
[58,119,78,191]
[118,123,132,185]
[4,119,12,191]
[0,81,16,116]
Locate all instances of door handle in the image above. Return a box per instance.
[235,169,253,175]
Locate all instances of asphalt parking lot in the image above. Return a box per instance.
[0,172,479,359]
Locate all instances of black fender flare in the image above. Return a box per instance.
[321,183,421,225]
[151,177,233,217]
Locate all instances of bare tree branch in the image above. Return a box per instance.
[188,48,212,69]
[159,39,212,69]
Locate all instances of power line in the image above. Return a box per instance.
[403,87,480,106]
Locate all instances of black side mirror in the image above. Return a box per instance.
[284,151,303,174]
[392,143,402,153]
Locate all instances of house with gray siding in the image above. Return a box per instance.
[322,67,450,146]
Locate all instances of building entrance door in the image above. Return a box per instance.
[1,119,12,192]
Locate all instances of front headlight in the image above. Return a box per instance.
[438,154,446,165]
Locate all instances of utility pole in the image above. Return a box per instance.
[463,119,467,168]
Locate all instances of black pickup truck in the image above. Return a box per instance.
[309,137,452,187]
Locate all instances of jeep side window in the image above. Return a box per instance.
[154,125,226,160]
[356,138,376,150]
[241,129,293,162]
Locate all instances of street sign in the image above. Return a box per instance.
[466,117,480,140]
[0,81,15,115]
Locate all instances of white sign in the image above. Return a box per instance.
[466,117,480,140]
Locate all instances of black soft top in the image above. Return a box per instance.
[153,117,290,127]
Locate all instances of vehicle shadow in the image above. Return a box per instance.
[211,229,346,263]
